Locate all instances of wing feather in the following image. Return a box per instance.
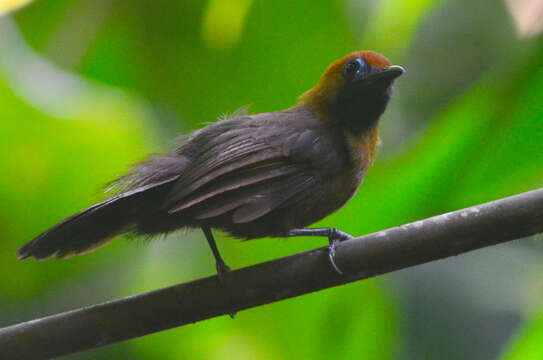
[167,148,281,210]
[165,111,327,223]
[231,173,317,223]
[191,171,315,221]
[170,163,304,213]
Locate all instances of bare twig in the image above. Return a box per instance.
[2,188,543,359]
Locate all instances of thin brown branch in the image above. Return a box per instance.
[1,188,543,359]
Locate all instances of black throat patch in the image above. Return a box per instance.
[328,84,392,137]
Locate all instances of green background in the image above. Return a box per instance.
[1,0,542,358]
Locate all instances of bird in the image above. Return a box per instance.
[18,50,404,277]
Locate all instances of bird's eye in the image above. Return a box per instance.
[342,58,369,80]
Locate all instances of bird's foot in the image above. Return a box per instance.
[216,259,231,284]
[288,227,354,275]
[215,260,236,319]
[326,228,353,275]
[202,226,237,318]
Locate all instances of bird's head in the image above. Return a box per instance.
[300,51,404,136]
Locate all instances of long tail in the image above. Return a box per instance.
[17,179,175,260]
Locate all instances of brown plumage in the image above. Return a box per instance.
[18,51,404,274]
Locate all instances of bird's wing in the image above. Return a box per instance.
[164,112,339,223]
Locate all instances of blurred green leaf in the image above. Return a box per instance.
[0,69,156,297]
[500,311,543,360]
[201,0,253,51]
[361,0,448,57]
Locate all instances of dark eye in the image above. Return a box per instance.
[342,58,369,79]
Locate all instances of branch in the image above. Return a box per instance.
[2,188,543,359]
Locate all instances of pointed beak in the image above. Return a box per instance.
[367,65,405,83]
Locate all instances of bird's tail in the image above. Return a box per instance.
[17,179,174,261]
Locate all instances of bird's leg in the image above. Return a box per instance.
[202,226,231,282]
[201,226,236,318]
[288,228,354,275]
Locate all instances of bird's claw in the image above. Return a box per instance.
[216,260,231,284]
[328,239,342,274]
[288,227,353,275]
[327,228,353,275]
[215,260,237,318]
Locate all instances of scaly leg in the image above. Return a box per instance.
[202,226,231,282]
[201,226,236,318]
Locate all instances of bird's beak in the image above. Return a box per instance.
[367,65,405,83]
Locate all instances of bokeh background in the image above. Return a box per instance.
[1,0,543,358]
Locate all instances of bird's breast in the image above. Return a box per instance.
[342,124,380,190]
[346,124,380,168]
[292,124,380,226]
